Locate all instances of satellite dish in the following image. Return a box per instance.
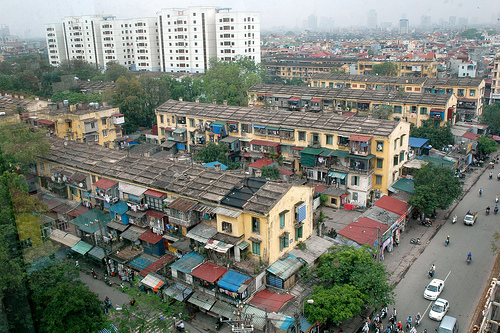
[78,183,84,188]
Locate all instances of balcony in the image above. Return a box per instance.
[112,114,125,125]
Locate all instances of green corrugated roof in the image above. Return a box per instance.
[319,148,334,156]
[330,149,350,157]
[421,156,455,168]
[213,121,227,126]
[70,208,112,234]
[266,126,280,130]
[349,153,375,160]
[300,147,325,155]
[71,240,94,255]
[266,254,305,280]
[391,177,415,194]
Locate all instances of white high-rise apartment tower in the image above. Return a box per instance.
[45,7,260,73]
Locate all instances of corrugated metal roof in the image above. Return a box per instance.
[170,251,204,274]
[187,291,216,311]
[209,301,236,320]
[119,183,147,197]
[213,207,242,218]
[217,270,251,292]
[266,254,305,281]
[167,197,198,212]
[190,262,228,283]
[71,240,93,255]
[186,223,217,243]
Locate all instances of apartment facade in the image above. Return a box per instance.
[358,60,437,77]
[45,7,260,73]
[31,103,124,148]
[311,73,485,120]
[155,99,410,206]
[247,83,457,127]
[38,137,313,264]
[491,50,500,104]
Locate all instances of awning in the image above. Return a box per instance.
[288,97,300,102]
[280,128,295,132]
[349,135,372,142]
[357,101,370,104]
[210,300,236,319]
[213,207,242,218]
[349,153,375,160]
[146,210,165,219]
[164,283,192,302]
[236,241,250,250]
[141,273,166,292]
[430,108,445,112]
[119,183,147,197]
[300,147,325,155]
[328,171,347,179]
[248,236,262,243]
[108,201,129,215]
[205,239,234,253]
[252,125,265,129]
[144,189,166,198]
[266,126,280,130]
[213,120,226,126]
[36,119,55,125]
[106,220,129,232]
[83,118,97,123]
[249,139,279,147]
[329,149,349,157]
[88,246,106,260]
[120,226,147,242]
[49,229,81,248]
[173,127,187,134]
[319,148,334,157]
[310,98,322,103]
[92,178,117,190]
[71,240,93,255]
[186,223,218,244]
[459,98,477,103]
[188,291,216,311]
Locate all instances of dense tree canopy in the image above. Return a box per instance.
[480,102,500,135]
[408,163,462,216]
[371,62,399,76]
[476,136,498,158]
[51,90,103,104]
[459,28,482,40]
[372,104,393,119]
[261,165,280,179]
[410,119,454,149]
[202,56,263,106]
[192,142,239,169]
[305,245,394,325]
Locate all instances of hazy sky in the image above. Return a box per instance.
[2,0,500,38]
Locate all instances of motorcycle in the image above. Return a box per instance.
[420,218,432,227]
[487,207,490,215]
[467,256,472,265]
[380,308,388,320]
[428,269,435,278]
[410,238,421,245]
[452,215,457,224]
[91,268,97,279]
[445,238,450,246]
[490,173,493,180]
[104,275,112,286]
[496,196,499,204]
[414,314,421,327]
[215,318,223,331]
[495,207,499,215]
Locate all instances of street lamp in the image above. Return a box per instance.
[302,299,314,316]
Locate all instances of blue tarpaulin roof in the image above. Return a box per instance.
[409,137,429,149]
[108,201,128,215]
[203,161,228,170]
[169,252,204,274]
[217,270,251,292]
[129,256,154,270]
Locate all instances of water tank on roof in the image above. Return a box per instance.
[63,100,69,106]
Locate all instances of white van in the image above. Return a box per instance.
[437,316,458,333]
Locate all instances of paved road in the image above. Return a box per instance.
[391,168,499,332]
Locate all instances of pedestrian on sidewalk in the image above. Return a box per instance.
[392,308,397,322]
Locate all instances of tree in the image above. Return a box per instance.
[202,56,263,106]
[104,76,144,133]
[104,62,130,82]
[410,119,454,150]
[476,136,498,158]
[371,62,398,76]
[51,91,103,104]
[261,165,280,180]
[372,104,393,119]
[459,28,482,40]
[480,102,500,135]
[315,245,394,308]
[305,285,364,325]
[408,163,462,216]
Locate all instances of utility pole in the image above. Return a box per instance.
[376,226,382,262]
[96,218,110,275]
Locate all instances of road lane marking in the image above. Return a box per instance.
[422,301,433,317]
[443,271,451,283]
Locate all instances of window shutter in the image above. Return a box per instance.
[298,203,306,223]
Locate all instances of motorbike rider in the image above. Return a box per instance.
[487,206,491,214]
[431,264,436,272]
[495,205,499,214]
[479,188,483,196]
[467,252,472,261]
[496,195,499,203]
[415,312,421,325]
[445,235,450,245]
[490,172,494,179]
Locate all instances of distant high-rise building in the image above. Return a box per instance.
[399,19,409,34]
[449,16,457,26]
[319,16,334,30]
[457,17,468,28]
[45,7,260,73]
[367,10,377,30]
[307,13,318,30]
[420,15,431,27]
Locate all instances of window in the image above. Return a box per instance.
[298,131,306,141]
[352,192,359,201]
[420,107,428,115]
[222,221,232,233]
[376,141,383,152]
[394,106,402,114]
[252,217,260,233]
[400,151,405,162]
[326,134,333,145]
[330,197,337,205]
[280,213,285,229]
[393,154,399,166]
[145,195,163,210]
[458,89,464,97]
[376,158,383,169]
[338,136,349,146]
[351,176,359,186]
[252,242,260,255]
[411,106,417,113]
[102,129,108,138]
[160,115,164,123]
[470,89,476,97]
[189,118,195,127]
[39,162,45,172]
[400,135,404,146]
[394,138,398,150]
[295,226,303,240]
[20,238,33,250]
[376,175,382,185]
[279,233,289,251]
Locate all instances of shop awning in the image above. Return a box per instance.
[328,171,347,179]
[349,135,372,142]
[141,272,166,292]
[310,98,322,103]
[236,241,250,250]
[173,127,187,134]
[288,97,300,102]
[71,240,93,255]
[188,291,216,311]
[49,229,81,248]
[210,301,236,319]
[164,283,192,302]
[88,246,106,260]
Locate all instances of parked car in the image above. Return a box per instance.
[429,298,450,321]
[424,279,444,300]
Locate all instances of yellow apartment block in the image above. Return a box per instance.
[357,60,438,77]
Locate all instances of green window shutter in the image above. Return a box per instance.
[252,242,260,255]
[280,214,285,228]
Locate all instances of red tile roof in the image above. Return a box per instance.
[92,178,117,190]
[249,158,274,169]
[349,135,371,142]
[138,230,164,244]
[190,262,227,283]
[338,218,389,246]
[67,205,90,218]
[249,289,295,313]
[374,195,409,216]
[138,254,175,277]
[146,210,165,219]
[462,132,479,141]
[279,168,294,176]
[314,185,328,193]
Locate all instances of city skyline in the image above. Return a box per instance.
[1,0,500,38]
